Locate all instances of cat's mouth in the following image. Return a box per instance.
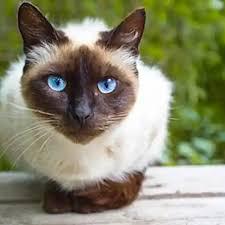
[56,125,105,144]
[30,110,116,145]
[49,115,108,144]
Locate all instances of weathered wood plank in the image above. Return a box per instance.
[143,165,225,198]
[0,166,225,202]
[0,172,43,202]
[0,166,225,225]
[0,198,225,225]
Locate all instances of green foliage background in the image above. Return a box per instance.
[0,0,224,170]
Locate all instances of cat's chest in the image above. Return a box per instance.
[24,131,137,188]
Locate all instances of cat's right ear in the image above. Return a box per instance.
[18,2,61,54]
[99,8,146,55]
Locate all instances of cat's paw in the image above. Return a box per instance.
[71,185,118,213]
[71,172,144,214]
[43,182,72,214]
[71,195,109,214]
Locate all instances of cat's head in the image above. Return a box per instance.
[18,3,145,144]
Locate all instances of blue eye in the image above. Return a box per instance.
[47,75,67,92]
[97,78,117,94]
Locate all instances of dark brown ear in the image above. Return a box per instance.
[99,8,146,55]
[18,2,62,53]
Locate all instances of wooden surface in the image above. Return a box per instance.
[0,166,225,225]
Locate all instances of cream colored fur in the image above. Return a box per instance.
[0,19,172,190]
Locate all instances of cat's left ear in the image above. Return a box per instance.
[99,8,146,55]
[18,2,63,54]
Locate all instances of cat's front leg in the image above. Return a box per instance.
[71,172,144,214]
[43,181,72,214]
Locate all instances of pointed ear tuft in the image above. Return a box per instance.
[18,2,61,53]
[100,8,146,55]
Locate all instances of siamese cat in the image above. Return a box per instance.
[0,2,172,213]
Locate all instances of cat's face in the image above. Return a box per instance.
[18,3,145,144]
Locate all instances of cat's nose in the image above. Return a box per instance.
[74,109,92,125]
[69,104,93,126]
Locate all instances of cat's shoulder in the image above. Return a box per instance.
[137,61,172,95]
[135,60,173,116]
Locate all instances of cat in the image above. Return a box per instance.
[0,2,172,213]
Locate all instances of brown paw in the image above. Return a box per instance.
[43,181,72,214]
[71,186,115,213]
[71,172,144,214]
[72,196,106,214]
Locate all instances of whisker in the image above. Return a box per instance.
[11,128,54,169]
[0,129,48,169]
[0,120,58,160]
[30,133,54,166]
[0,127,47,161]
[0,112,36,118]
[10,128,48,154]
[1,119,57,147]
[8,102,55,116]
[0,111,56,121]
[0,116,36,120]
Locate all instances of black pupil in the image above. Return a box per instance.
[55,78,61,86]
[104,79,110,88]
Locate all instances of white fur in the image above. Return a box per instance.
[26,43,59,65]
[0,19,172,190]
[61,19,108,45]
